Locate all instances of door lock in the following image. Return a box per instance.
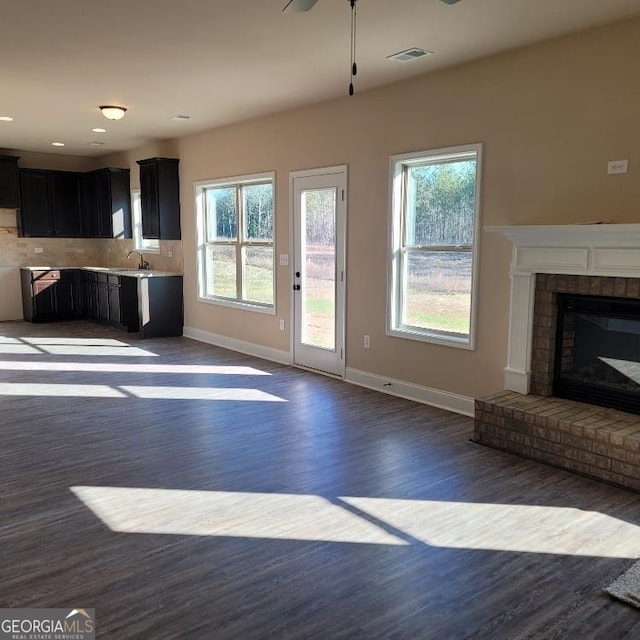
[293,284,301,291]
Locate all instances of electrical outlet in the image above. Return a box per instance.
[607,160,629,175]
[279,319,285,331]
[34,247,43,253]
[364,335,370,349]
[279,254,289,266]
[167,250,173,257]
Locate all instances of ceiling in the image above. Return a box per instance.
[2,0,640,157]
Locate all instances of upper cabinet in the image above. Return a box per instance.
[0,155,20,208]
[81,168,132,238]
[18,170,52,236]
[19,169,81,238]
[137,157,181,240]
[51,171,82,237]
[18,165,131,238]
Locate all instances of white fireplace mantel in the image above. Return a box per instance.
[486,223,640,393]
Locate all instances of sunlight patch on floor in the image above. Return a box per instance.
[0,344,41,354]
[71,487,407,545]
[119,386,286,402]
[37,345,158,357]
[70,486,640,557]
[20,337,131,346]
[0,383,286,402]
[0,383,126,398]
[0,360,271,375]
[342,496,640,558]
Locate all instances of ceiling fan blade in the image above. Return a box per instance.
[282,0,319,12]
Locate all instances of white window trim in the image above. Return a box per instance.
[387,143,483,350]
[131,189,160,254]
[195,171,276,315]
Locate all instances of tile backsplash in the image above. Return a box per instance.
[0,227,183,272]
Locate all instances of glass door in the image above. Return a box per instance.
[291,167,346,376]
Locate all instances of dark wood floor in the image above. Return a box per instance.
[1,320,640,639]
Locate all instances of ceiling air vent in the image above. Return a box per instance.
[386,48,432,62]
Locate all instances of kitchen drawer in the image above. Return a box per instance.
[31,270,60,281]
[107,274,120,286]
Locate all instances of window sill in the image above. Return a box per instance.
[387,326,474,350]
[198,295,275,315]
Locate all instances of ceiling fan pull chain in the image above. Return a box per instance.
[349,0,357,96]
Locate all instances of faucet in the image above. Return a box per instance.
[127,250,150,270]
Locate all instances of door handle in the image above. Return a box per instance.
[293,284,301,291]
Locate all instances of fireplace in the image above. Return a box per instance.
[554,293,640,414]
[473,224,640,492]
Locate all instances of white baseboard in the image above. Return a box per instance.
[182,328,473,416]
[182,326,291,365]
[345,367,475,417]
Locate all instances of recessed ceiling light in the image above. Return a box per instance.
[51,142,65,147]
[386,48,433,62]
[89,141,105,146]
[0,116,14,122]
[92,127,107,133]
[171,114,192,121]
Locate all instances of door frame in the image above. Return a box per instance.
[289,165,347,377]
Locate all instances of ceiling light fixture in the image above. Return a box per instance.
[51,142,65,147]
[99,105,127,121]
[0,116,14,122]
[92,127,107,133]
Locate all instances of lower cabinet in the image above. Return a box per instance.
[21,269,77,321]
[21,268,183,338]
[95,273,138,330]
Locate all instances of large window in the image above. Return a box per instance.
[388,144,482,349]
[195,172,275,312]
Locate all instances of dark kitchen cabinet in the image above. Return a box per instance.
[18,171,52,236]
[18,169,82,237]
[21,267,180,337]
[137,157,181,240]
[18,166,130,238]
[51,172,82,236]
[85,271,99,319]
[21,269,76,322]
[81,168,132,238]
[0,155,20,208]
[107,275,122,325]
[94,272,138,330]
[96,273,110,323]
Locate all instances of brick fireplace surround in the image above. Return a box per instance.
[474,225,640,492]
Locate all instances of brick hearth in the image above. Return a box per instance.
[475,391,640,492]
[475,273,640,492]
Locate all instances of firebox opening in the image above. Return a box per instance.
[554,293,640,415]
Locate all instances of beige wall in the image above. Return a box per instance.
[166,17,640,399]
[6,18,640,399]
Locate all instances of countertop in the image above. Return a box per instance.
[22,266,182,278]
